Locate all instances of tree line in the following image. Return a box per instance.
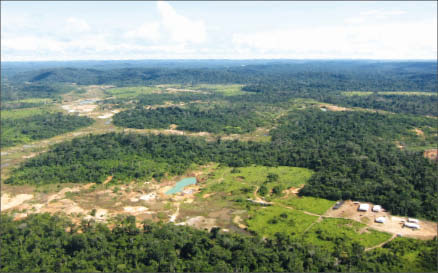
[1,213,436,272]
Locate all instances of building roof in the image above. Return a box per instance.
[404,222,420,229]
[375,216,386,223]
[358,203,369,211]
[372,205,382,211]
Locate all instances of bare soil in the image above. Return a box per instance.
[424,149,438,161]
[413,128,424,136]
[1,193,33,211]
[324,200,437,239]
[319,104,351,112]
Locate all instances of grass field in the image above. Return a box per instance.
[1,107,57,120]
[303,218,393,250]
[276,196,336,215]
[104,86,158,99]
[194,84,248,96]
[200,165,314,201]
[247,206,318,238]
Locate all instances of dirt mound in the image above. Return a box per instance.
[413,128,424,136]
[424,149,438,161]
[283,184,304,197]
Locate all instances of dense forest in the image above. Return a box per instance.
[1,112,94,148]
[1,213,436,272]
[1,82,77,102]
[113,106,264,134]
[6,61,436,92]
[6,109,438,220]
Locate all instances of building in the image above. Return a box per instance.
[358,203,369,211]
[408,218,419,223]
[372,205,382,212]
[333,200,344,210]
[404,222,420,229]
[375,216,386,223]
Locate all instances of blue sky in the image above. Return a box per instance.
[1,1,436,61]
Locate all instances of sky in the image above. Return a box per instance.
[1,1,437,61]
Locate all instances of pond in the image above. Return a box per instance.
[79,99,97,105]
[165,177,197,195]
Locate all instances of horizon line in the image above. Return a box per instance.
[2,58,437,63]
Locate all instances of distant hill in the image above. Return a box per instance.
[5,60,436,91]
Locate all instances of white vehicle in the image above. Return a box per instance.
[407,218,419,223]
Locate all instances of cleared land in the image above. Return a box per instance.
[342,91,437,97]
[324,200,437,240]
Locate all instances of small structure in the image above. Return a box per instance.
[372,205,382,212]
[404,222,420,229]
[375,216,386,223]
[358,203,369,212]
[408,218,419,223]
[333,201,344,210]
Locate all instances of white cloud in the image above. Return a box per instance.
[345,9,406,24]
[156,1,206,44]
[125,22,161,41]
[65,17,91,32]
[232,19,437,59]
[1,2,436,61]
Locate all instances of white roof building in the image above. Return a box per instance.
[358,203,369,211]
[372,205,382,212]
[404,222,420,229]
[408,218,419,223]
[375,217,386,223]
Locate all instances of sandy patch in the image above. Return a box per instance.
[424,149,437,161]
[233,215,247,229]
[282,184,304,197]
[103,176,113,185]
[124,206,148,214]
[413,128,424,136]
[42,199,86,215]
[139,193,156,201]
[1,193,33,211]
[169,124,178,130]
[47,187,80,203]
[395,141,405,150]
[62,104,97,113]
[319,104,351,112]
[202,193,215,199]
[97,113,114,119]
[94,209,108,221]
[82,183,95,190]
[22,153,37,159]
[185,216,217,231]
